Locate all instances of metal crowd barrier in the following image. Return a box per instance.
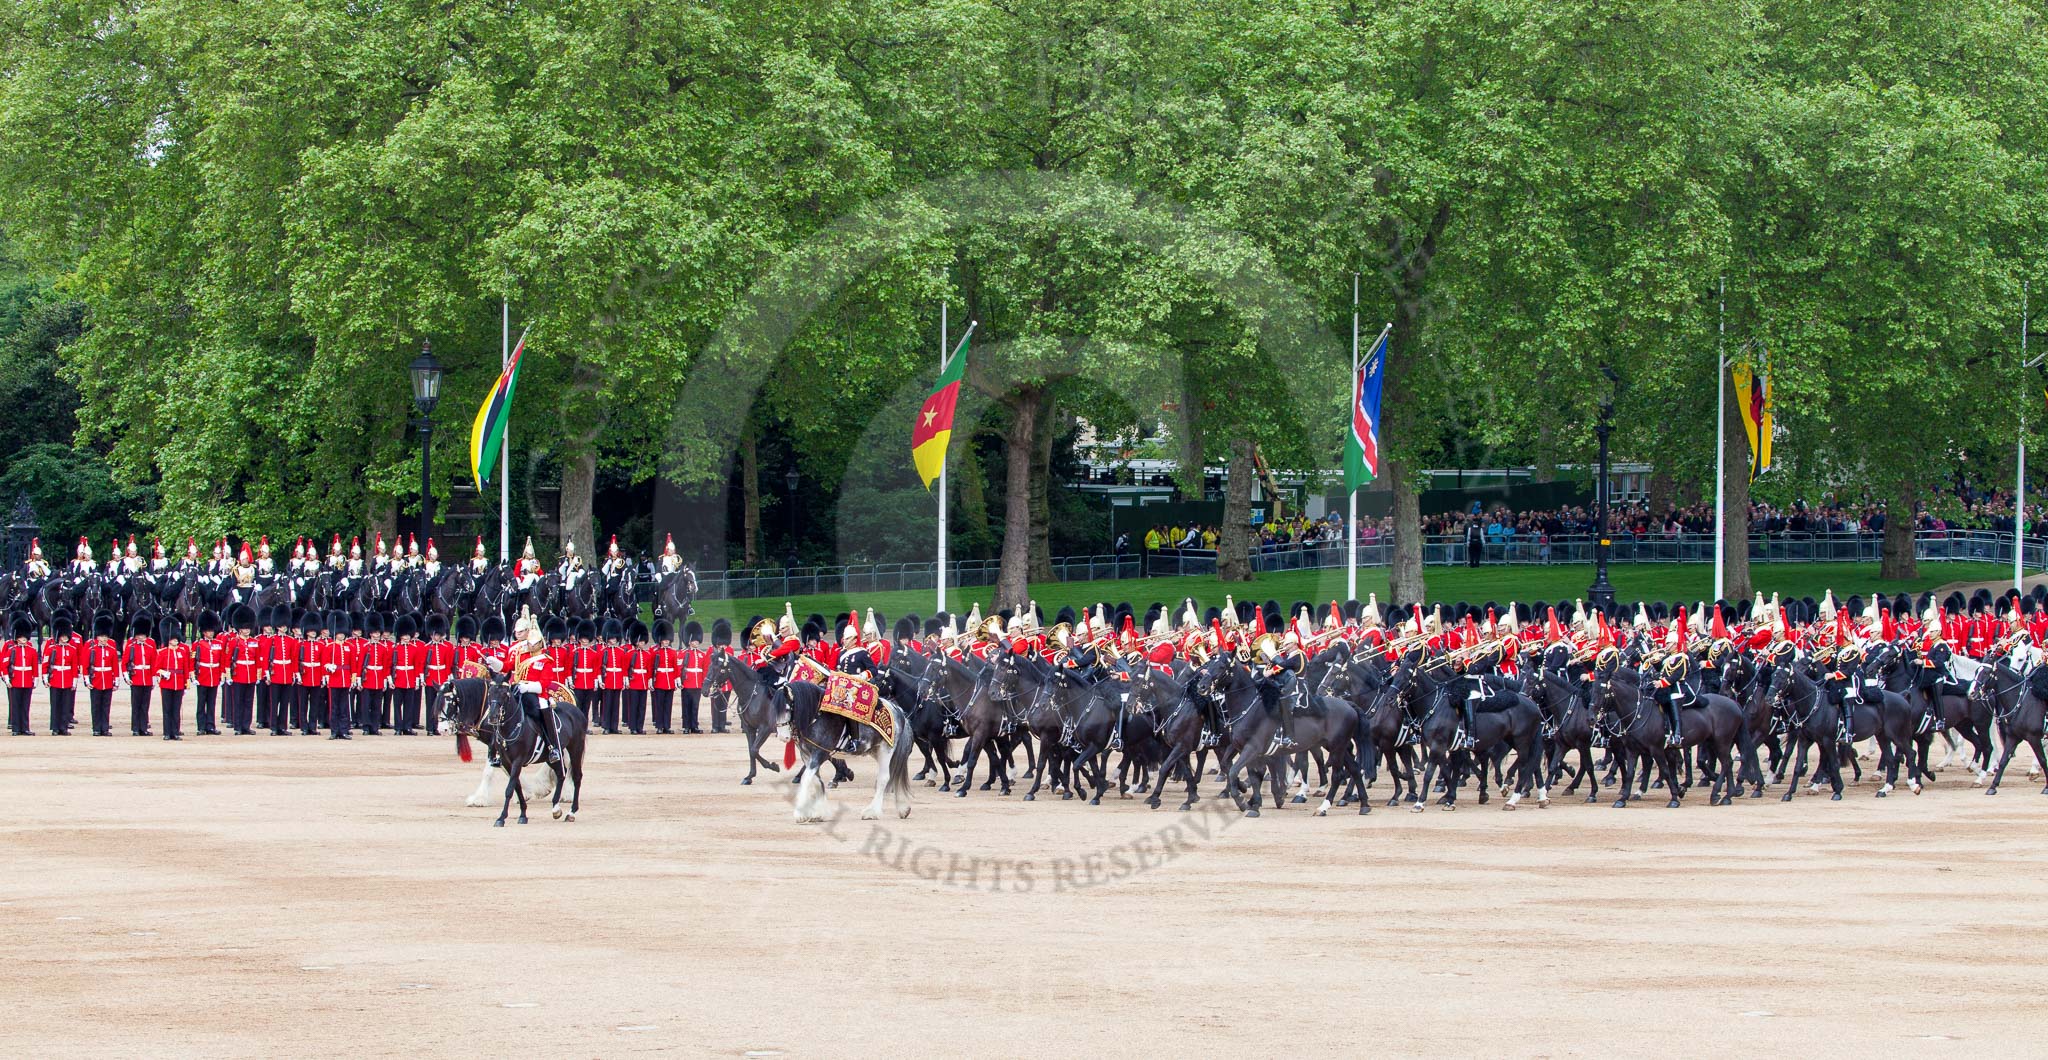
[676,530,2041,602]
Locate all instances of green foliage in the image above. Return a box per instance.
[0,0,2043,589]
[0,443,155,543]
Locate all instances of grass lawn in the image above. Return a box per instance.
[670,560,2012,629]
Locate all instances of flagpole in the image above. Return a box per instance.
[1714,277,1725,603]
[501,295,511,563]
[1347,274,1359,603]
[2019,280,2031,596]
[938,302,948,617]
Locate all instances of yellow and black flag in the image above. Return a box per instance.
[1731,352,1772,481]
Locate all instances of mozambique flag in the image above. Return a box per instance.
[912,333,968,489]
[469,331,527,490]
[1731,356,1772,481]
[1344,328,1389,492]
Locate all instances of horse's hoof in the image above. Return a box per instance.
[741,777,753,786]
[1358,803,1371,815]
[1502,802,1516,812]
[1875,790,1887,799]
[517,816,528,824]
[1780,793,1794,803]
[1830,793,1843,801]
[1178,802,1194,812]
[1023,793,1035,802]
[1442,803,1456,812]
[564,813,575,822]
[1585,795,1598,804]
[551,806,564,820]
[1244,808,1260,818]
[1910,782,1922,795]
[1088,796,1101,806]
[493,819,505,827]
[1290,795,1306,804]
[1986,787,1998,796]
[954,788,966,798]
[1410,803,1424,813]
[1613,800,1628,808]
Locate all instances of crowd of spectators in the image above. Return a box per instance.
[1129,488,2040,563]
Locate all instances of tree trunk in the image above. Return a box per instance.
[1218,437,1255,582]
[1881,488,1917,580]
[1389,456,1425,607]
[957,436,992,558]
[1647,470,1675,520]
[740,430,761,566]
[1176,378,1205,501]
[994,388,1041,611]
[1027,394,1056,582]
[1718,377,1752,603]
[560,446,597,557]
[1532,422,1557,483]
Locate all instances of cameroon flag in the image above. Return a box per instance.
[470,331,526,490]
[912,334,967,489]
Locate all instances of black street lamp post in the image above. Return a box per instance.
[1587,366,1618,612]
[408,341,444,545]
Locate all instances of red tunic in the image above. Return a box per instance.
[600,644,630,691]
[123,637,157,686]
[230,634,263,684]
[651,645,682,690]
[359,640,393,691]
[193,637,228,688]
[41,639,80,689]
[626,646,652,691]
[424,641,456,685]
[269,633,301,683]
[297,638,325,687]
[7,642,42,688]
[570,645,601,691]
[392,641,426,689]
[86,639,121,691]
[154,643,193,691]
[320,639,352,689]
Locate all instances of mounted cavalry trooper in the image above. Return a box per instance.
[489,607,564,765]
[123,536,144,575]
[232,543,257,590]
[1249,613,1304,752]
[421,539,441,580]
[471,536,491,575]
[403,534,421,571]
[1653,652,1695,747]
[559,538,587,589]
[70,536,94,576]
[1456,633,1522,751]
[149,537,169,573]
[23,537,50,580]
[601,535,629,578]
[104,537,121,578]
[515,537,543,591]
[254,536,274,575]
[657,533,684,574]
[343,536,363,576]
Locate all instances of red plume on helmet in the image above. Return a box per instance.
[1545,607,1565,646]
[1711,605,1729,642]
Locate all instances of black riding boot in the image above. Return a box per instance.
[527,702,561,764]
[1458,700,1479,751]
[1663,702,1683,747]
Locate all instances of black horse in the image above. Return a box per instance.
[440,677,587,826]
[705,650,786,785]
[653,567,698,633]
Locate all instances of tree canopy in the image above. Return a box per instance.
[2,0,2044,599]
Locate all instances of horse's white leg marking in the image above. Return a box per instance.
[465,763,497,807]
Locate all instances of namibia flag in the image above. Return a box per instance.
[470,331,526,490]
[912,331,969,489]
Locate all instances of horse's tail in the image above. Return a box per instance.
[887,702,915,809]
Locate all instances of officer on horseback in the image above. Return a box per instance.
[1452,638,1522,751]
[494,607,563,765]
[1653,652,1694,747]
[1255,627,1304,752]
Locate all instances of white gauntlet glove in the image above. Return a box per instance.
[519,681,542,695]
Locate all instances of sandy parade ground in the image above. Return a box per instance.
[4,686,2048,1059]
